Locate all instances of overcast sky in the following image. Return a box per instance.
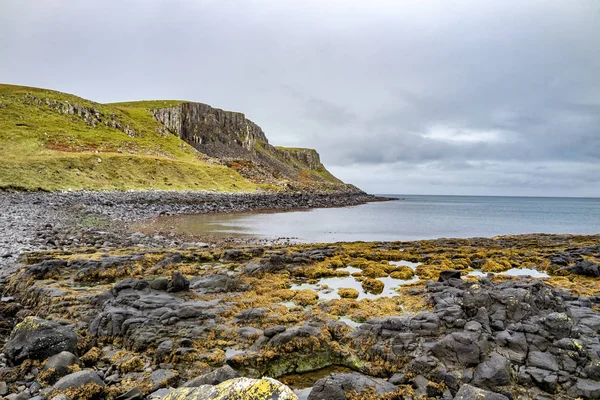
[1,0,599,196]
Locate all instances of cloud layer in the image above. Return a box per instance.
[1,0,599,196]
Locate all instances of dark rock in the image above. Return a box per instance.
[183,365,240,387]
[472,353,512,388]
[116,387,144,400]
[439,270,461,282]
[388,373,406,385]
[42,351,79,383]
[235,308,268,321]
[263,326,286,338]
[150,278,169,291]
[432,331,485,367]
[191,274,238,293]
[150,369,179,391]
[167,271,189,292]
[527,351,559,372]
[25,259,67,279]
[568,378,600,399]
[307,372,396,400]
[53,370,104,391]
[567,259,600,277]
[454,384,509,400]
[5,317,79,364]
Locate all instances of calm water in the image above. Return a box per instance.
[153,195,600,243]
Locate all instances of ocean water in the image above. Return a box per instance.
[156,195,600,243]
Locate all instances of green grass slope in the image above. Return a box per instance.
[0,84,257,191]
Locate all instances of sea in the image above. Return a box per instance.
[157,195,600,243]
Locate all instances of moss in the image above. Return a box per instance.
[117,356,144,373]
[57,382,104,400]
[389,267,414,280]
[293,289,319,306]
[338,288,360,299]
[481,258,512,272]
[361,278,384,295]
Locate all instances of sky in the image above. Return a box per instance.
[1,0,599,196]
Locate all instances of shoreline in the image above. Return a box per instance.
[0,191,599,399]
[0,191,393,276]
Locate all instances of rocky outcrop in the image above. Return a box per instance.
[22,94,137,137]
[4,317,79,365]
[152,103,268,156]
[152,102,353,191]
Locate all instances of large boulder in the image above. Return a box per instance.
[5,317,79,364]
[307,372,396,400]
[158,377,297,399]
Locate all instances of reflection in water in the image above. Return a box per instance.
[137,195,600,243]
[290,273,419,300]
[468,268,550,278]
[389,260,421,270]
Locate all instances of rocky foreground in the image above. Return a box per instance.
[1,194,600,399]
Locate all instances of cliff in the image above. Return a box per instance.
[0,84,360,193]
[151,102,357,192]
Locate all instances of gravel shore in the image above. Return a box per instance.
[0,191,388,277]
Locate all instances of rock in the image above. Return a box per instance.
[5,317,79,364]
[41,351,79,383]
[527,351,559,372]
[150,369,179,391]
[568,378,600,398]
[439,270,461,282]
[389,373,406,385]
[472,353,512,388]
[183,365,240,387]
[454,384,509,400]
[116,387,144,400]
[191,274,238,293]
[158,377,297,399]
[167,271,189,292]
[235,308,268,321]
[432,331,484,367]
[264,326,286,338]
[307,372,396,400]
[150,278,169,291]
[0,381,7,396]
[568,259,600,277]
[53,370,104,391]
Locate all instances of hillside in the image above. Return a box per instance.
[0,84,359,192]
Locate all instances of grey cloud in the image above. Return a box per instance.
[0,0,599,195]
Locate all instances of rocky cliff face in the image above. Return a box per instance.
[152,103,268,158]
[152,102,357,192]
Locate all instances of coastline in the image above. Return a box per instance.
[1,191,599,399]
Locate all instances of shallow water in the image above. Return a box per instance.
[290,273,419,301]
[468,267,550,278]
[389,260,421,270]
[278,365,355,399]
[146,195,600,242]
[338,316,362,329]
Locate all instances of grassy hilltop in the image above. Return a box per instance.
[0,84,349,192]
